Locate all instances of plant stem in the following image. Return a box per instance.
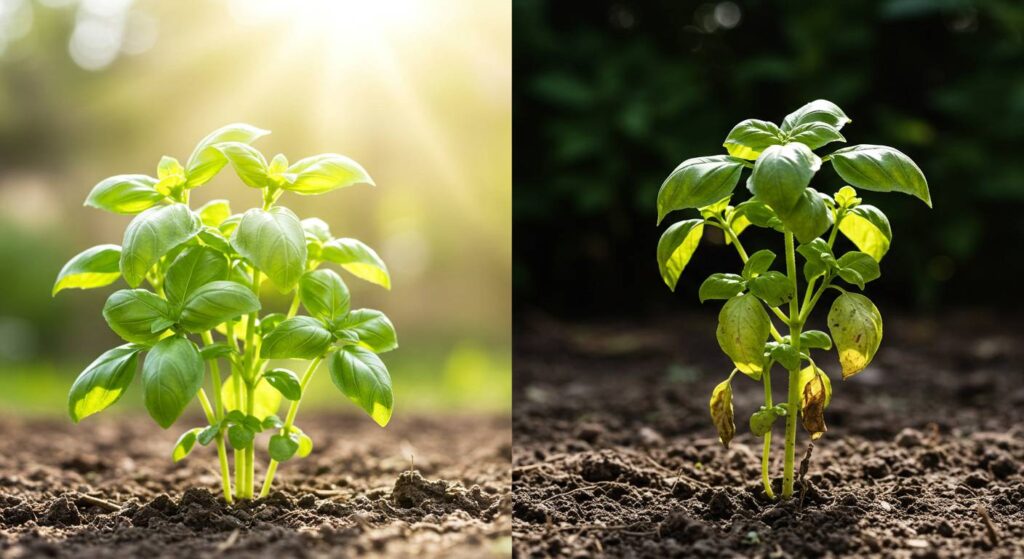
[244,382,256,498]
[719,220,790,330]
[258,356,322,498]
[761,369,775,499]
[200,331,233,503]
[782,231,801,498]
[286,291,301,319]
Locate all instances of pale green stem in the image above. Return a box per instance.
[259,357,322,498]
[761,368,776,499]
[719,219,790,335]
[286,291,301,319]
[782,231,802,498]
[199,332,233,503]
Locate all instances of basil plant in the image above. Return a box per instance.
[55,124,397,502]
[656,101,930,499]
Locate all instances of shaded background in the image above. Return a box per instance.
[514,0,1024,318]
[0,0,510,414]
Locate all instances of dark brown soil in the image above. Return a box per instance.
[0,412,511,558]
[513,310,1024,558]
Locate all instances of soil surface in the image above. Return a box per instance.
[513,310,1024,558]
[0,412,511,558]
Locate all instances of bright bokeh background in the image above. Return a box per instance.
[0,0,511,414]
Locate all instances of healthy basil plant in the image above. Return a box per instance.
[656,100,930,499]
[55,124,397,502]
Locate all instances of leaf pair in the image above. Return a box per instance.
[301,218,392,290]
[699,250,793,308]
[218,145,375,195]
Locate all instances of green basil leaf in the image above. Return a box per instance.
[838,205,892,261]
[198,227,234,255]
[268,433,300,462]
[656,219,704,291]
[836,251,881,289]
[716,293,770,378]
[698,273,746,303]
[197,199,232,227]
[102,289,172,344]
[200,342,234,360]
[301,217,333,243]
[294,429,313,458]
[749,406,785,437]
[262,414,284,430]
[227,424,255,449]
[68,343,144,422]
[722,119,785,160]
[197,424,220,446]
[185,123,270,188]
[216,142,269,188]
[163,246,230,308]
[283,153,374,195]
[264,368,302,400]
[709,377,735,448]
[85,174,166,214]
[258,313,286,335]
[828,145,931,207]
[834,186,861,208]
[260,316,333,359]
[747,271,794,307]
[742,249,776,279]
[53,244,122,296]
[730,199,783,231]
[785,121,846,150]
[320,238,391,290]
[221,376,282,420]
[142,336,204,429]
[328,346,394,427]
[796,239,837,282]
[231,207,307,291]
[799,330,832,351]
[299,269,351,323]
[748,142,820,217]
[219,213,242,236]
[172,428,203,462]
[179,280,261,333]
[767,341,801,370]
[780,100,851,133]
[332,309,398,353]
[828,292,883,379]
[656,155,744,223]
[120,203,203,287]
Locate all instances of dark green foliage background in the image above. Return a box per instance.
[514,0,1024,315]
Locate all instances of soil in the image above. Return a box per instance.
[513,310,1024,558]
[0,412,511,558]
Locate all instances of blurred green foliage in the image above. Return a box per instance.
[515,0,1024,315]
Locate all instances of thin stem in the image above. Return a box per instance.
[782,231,801,499]
[286,291,301,319]
[719,219,790,327]
[244,382,256,498]
[199,332,233,503]
[259,357,322,498]
[761,368,776,499]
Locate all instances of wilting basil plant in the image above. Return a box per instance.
[656,101,930,499]
[55,124,397,501]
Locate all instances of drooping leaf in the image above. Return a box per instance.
[698,273,746,303]
[260,316,334,359]
[231,207,307,291]
[656,219,704,291]
[102,289,173,344]
[299,269,351,323]
[749,406,786,437]
[163,246,230,308]
[781,100,851,133]
[798,365,832,408]
[185,123,270,188]
[742,249,776,279]
[829,145,931,207]
[85,174,166,214]
[828,293,883,379]
[722,119,785,160]
[53,244,122,296]
[68,343,144,422]
[283,153,375,195]
[785,121,846,150]
[216,142,270,188]
[799,330,832,351]
[172,428,203,461]
[320,238,391,290]
[142,336,204,429]
[747,271,794,307]
[179,281,261,333]
[800,369,829,440]
[839,205,892,261]
[716,293,770,377]
[656,156,745,223]
[328,346,394,427]
[331,309,398,353]
[835,251,881,289]
[120,204,203,287]
[264,368,302,400]
[709,377,735,448]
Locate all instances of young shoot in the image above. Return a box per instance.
[56,124,398,502]
[655,100,930,499]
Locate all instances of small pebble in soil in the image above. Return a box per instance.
[42,495,82,527]
[895,428,923,448]
[964,471,990,489]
